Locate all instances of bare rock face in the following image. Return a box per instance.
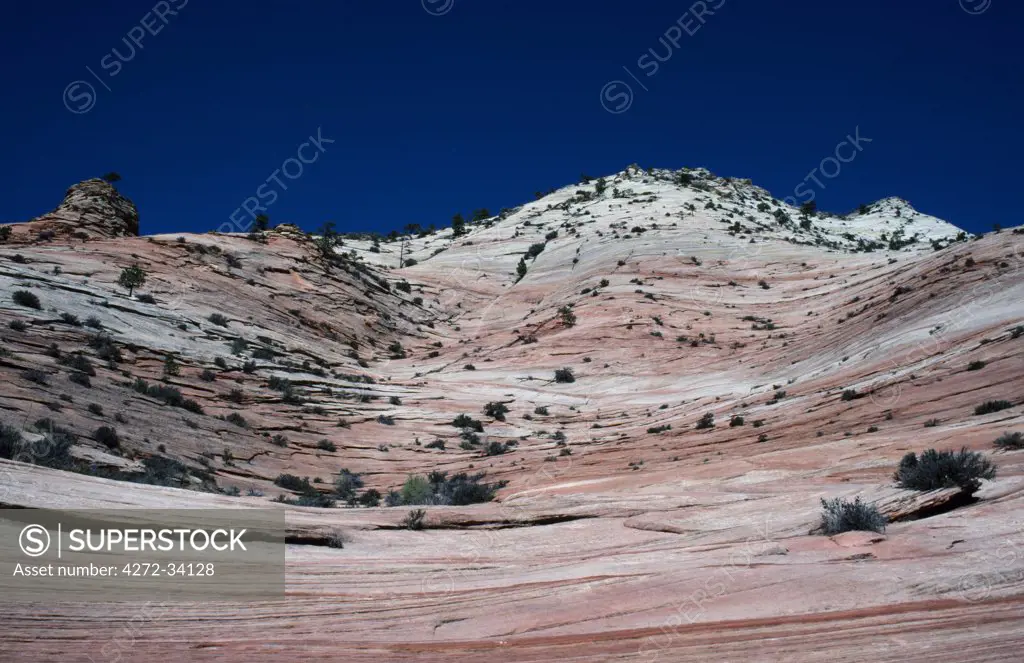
[23,178,139,240]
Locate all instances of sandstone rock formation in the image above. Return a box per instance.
[1,167,1022,661]
[4,178,139,242]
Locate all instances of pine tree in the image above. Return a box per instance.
[452,213,466,237]
[516,258,528,281]
[118,264,146,297]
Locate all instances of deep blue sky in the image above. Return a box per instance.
[1,0,1020,235]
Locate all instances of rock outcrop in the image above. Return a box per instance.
[10,178,139,241]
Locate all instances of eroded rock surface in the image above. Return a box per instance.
[1,167,1022,661]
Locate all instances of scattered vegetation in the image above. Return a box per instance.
[390,471,507,507]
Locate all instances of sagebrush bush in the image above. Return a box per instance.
[994,432,1023,450]
[275,474,312,493]
[820,497,886,534]
[317,439,337,452]
[554,368,575,383]
[0,424,24,460]
[975,400,1013,415]
[402,508,426,530]
[695,412,715,429]
[12,290,40,309]
[208,313,230,327]
[484,401,510,421]
[59,352,95,376]
[895,448,996,495]
[94,425,120,449]
[225,413,247,428]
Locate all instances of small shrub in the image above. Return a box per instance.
[975,400,1013,415]
[484,441,508,456]
[200,369,216,382]
[208,313,230,327]
[483,401,510,421]
[12,290,41,309]
[317,439,337,452]
[0,424,25,460]
[163,354,181,377]
[402,508,427,530]
[924,418,940,427]
[895,448,996,495]
[554,368,575,383]
[270,434,289,447]
[389,396,402,406]
[452,414,484,432]
[225,413,248,428]
[68,372,91,387]
[994,432,1024,450]
[967,360,986,371]
[59,312,81,326]
[8,320,27,332]
[59,353,96,375]
[274,474,313,493]
[534,406,549,416]
[87,403,104,416]
[647,424,672,434]
[94,425,120,449]
[22,369,48,385]
[758,433,769,443]
[559,305,577,327]
[820,497,887,535]
[85,316,103,329]
[841,389,860,401]
[377,415,396,426]
[136,294,156,304]
[695,412,715,430]
[464,364,476,371]
[729,415,745,427]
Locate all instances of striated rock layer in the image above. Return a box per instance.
[1,168,1023,661]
